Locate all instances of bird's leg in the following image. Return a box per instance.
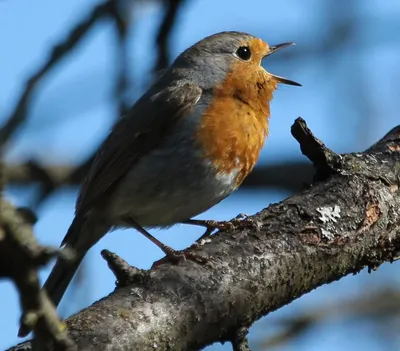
[184,213,260,241]
[125,218,208,267]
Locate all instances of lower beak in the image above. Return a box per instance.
[264,42,301,87]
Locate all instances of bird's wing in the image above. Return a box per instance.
[75,82,202,216]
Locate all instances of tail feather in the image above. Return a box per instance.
[45,215,87,307]
[43,250,86,308]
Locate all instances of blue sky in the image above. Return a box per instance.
[1,0,400,349]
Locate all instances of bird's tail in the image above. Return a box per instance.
[44,216,87,308]
[41,252,85,307]
[43,250,86,309]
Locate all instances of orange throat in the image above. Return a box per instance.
[197,65,277,187]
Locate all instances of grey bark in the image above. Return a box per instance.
[9,118,400,351]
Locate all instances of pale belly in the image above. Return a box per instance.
[107,139,239,228]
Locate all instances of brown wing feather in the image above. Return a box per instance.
[75,82,202,216]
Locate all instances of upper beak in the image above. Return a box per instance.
[264,42,301,87]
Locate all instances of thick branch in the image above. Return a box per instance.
[9,118,400,351]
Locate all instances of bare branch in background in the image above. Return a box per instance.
[258,287,400,350]
[155,0,186,73]
[110,0,131,116]
[0,0,115,148]
[0,162,76,350]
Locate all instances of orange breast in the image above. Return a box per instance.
[197,62,277,187]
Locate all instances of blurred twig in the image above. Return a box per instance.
[155,0,186,74]
[110,0,131,116]
[0,0,116,148]
[0,161,76,349]
[258,287,400,350]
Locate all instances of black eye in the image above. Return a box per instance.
[236,46,251,60]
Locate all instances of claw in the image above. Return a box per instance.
[152,247,208,268]
[184,215,261,240]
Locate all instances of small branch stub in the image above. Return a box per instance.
[101,249,149,287]
[291,117,342,179]
[231,327,251,351]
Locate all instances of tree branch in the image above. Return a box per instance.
[0,196,76,350]
[8,118,400,350]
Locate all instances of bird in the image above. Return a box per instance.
[19,31,300,336]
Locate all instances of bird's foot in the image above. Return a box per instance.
[184,213,261,241]
[152,244,208,268]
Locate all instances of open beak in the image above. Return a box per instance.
[264,42,301,87]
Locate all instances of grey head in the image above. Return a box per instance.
[168,31,264,89]
[161,31,300,90]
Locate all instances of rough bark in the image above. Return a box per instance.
[9,118,400,351]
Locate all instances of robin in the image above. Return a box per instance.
[19,31,300,336]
